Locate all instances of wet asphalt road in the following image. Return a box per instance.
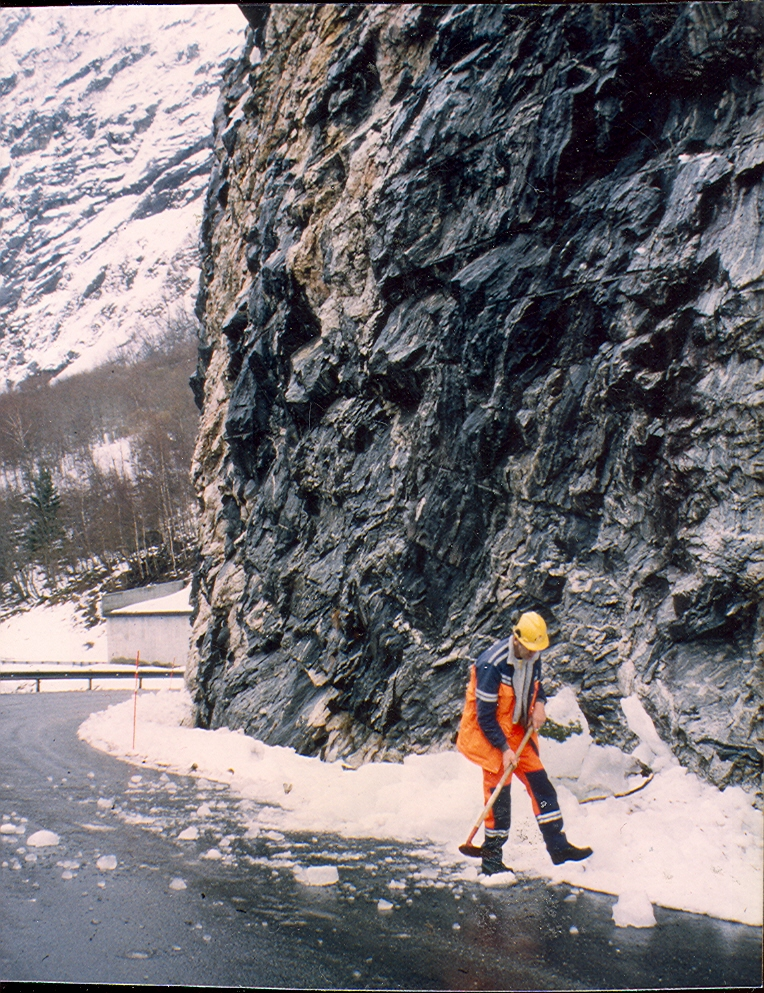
[0,691,761,990]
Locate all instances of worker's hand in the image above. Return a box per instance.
[502,747,517,771]
[531,700,546,730]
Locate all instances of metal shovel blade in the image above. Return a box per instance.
[458,843,484,858]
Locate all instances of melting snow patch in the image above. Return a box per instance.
[27,830,60,848]
[478,870,517,886]
[612,890,657,928]
[377,898,394,912]
[96,855,118,871]
[201,848,223,860]
[177,826,199,841]
[293,864,339,886]
[169,877,187,891]
[412,867,439,880]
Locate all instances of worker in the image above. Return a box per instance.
[457,611,593,875]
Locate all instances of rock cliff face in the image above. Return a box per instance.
[190,3,763,794]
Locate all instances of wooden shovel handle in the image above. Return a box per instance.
[462,724,535,849]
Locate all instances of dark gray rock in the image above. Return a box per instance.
[190,3,763,796]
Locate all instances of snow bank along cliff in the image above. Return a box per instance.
[190,4,763,795]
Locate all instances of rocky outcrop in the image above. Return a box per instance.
[190,4,763,794]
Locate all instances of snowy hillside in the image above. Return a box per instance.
[0,5,246,387]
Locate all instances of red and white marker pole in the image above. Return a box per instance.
[132,650,140,750]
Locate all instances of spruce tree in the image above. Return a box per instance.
[26,465,64,587]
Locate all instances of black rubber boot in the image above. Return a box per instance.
[480,837,512,876]
[480,856,514,875]
[550,842,593,865]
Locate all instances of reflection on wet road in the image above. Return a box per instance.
[1,692,761,989]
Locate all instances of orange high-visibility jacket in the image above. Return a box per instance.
[456,637,543,775]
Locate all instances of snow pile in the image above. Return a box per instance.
[540,686,662,799]
[0,602,106,663]
[78,687,763,927]
[293,865,339,887]
[478,869,518,888]
[26,829,60,848]
[612,890,657,928]
[621,694,676,772]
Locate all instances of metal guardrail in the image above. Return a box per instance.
[0,665,182,692]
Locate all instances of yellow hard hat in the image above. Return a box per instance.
[514,611,549,651]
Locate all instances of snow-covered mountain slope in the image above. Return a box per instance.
[0,5,246,387]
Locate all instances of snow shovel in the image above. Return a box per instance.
[459,724,535,858]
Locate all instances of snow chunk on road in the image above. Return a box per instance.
[478,869,517,887]
[169,877,187,891]
[177,826,199,841]
[377,898,394,912]
[96,854,118,871]
[612,890,657,928]
[293,864,339,886]
[27,830,60,847]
